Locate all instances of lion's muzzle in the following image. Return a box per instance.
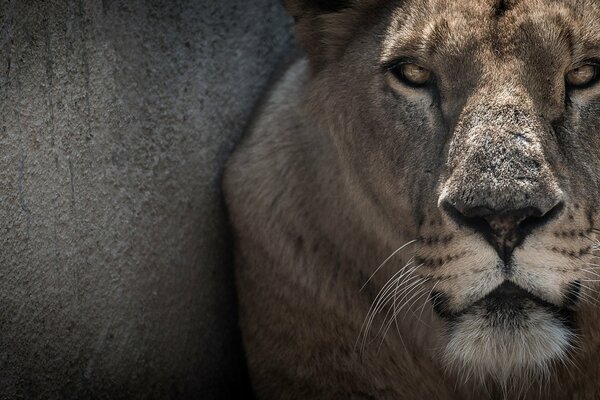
[439,84,565,266]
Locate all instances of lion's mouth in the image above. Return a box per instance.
[435,280,581,381]
[481,281,560,314]
[431,281,578,329]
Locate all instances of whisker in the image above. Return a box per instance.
[568,288,593,308]
[371,285,426,352]
[375,259,419,300]
[390,266,426,337]
[581,269,600,279]
[416,280,440,325]
[573,286,600,308]
[403,286,430,322]
[373,275,423,339]
[374,277,425,338]
[581,282,600,294]
[360,240,416,292]
[368,268,423,331]
[360,260,417,338]
[378,286,428,351]
[585,263,600,268]
[577,294,600,309]
[357,263,423,353]
[393,271,402,338]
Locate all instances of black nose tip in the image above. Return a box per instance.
[441,201,564,263]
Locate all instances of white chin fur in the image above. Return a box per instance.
[442,308,573,384]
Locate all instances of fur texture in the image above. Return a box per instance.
[224,1,600,398]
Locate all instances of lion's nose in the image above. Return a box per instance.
[441,201,564,264]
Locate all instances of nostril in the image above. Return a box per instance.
[462,206,496,219]
[441,201,480,229]
[516,201,564,237]
[440,201,493,237]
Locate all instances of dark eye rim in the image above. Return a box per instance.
[566,61,600,90]
[383,59,435,89]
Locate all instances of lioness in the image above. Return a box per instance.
[223,0,600,398]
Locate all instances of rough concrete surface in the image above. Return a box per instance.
[0,0,291,398]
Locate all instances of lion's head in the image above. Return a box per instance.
[284,0,600,385]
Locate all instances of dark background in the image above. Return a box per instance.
[0,0,291,398]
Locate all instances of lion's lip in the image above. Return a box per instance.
[479,281,537,307]
[432,281,565,320]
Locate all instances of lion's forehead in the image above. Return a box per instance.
[383,0,600,64]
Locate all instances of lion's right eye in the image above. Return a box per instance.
[566,64,599,89]
[390,63,433,88]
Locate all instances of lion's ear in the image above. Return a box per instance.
[281,0,373,69]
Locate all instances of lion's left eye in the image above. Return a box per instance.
[390,63,433,88]
[566,64,599,89]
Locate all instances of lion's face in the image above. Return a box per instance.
[290,0,600,383]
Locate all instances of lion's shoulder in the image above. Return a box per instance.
[223,58,325,244]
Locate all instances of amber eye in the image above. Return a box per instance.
[566,64,599,89]
[390,63,433,88]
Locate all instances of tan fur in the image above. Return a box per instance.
[223,1,600,399]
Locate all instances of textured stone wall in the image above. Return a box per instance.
[0,0,291,398]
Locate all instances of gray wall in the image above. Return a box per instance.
[0,0,291,398]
